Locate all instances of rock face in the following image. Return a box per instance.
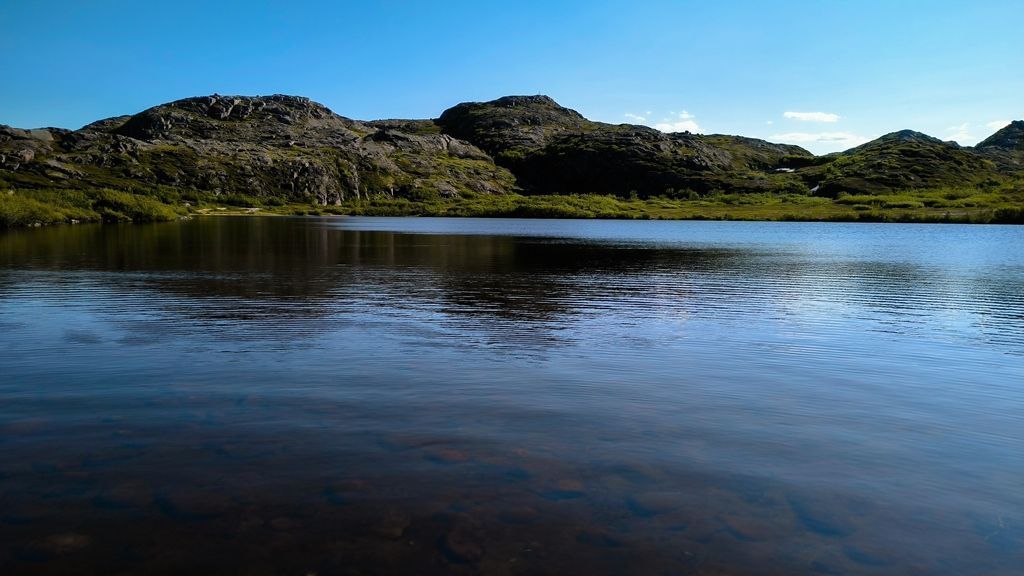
[0,126,64,172]
[0,93,1020,201]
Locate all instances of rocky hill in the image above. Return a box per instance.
[0,94,1020,204]
[0,95,516,204]
[977,120,1024,151]
[437,95,813,196]
[799,130,1002,196]
[975,121,1024,173]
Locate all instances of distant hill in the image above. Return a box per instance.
[799,130,1002,196]
[0,94,1020,204]
[975,121,1024,173]
[977,120,1024,151]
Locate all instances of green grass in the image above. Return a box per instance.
[0,188,185,227]
[91,189,184,222]
[319,180,1024,223]
[3,179,1023,228]
[0,193,86,227]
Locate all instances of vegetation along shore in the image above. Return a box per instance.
[2,94,1022,227]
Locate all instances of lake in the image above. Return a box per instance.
[0,216,1021,575]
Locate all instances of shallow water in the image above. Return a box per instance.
[0,216,1021,575]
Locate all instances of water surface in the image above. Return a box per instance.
[1,217,1022,575]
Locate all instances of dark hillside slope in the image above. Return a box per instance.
[436,95,812,196]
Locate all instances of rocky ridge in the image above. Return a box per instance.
[1,94,1020,203]
[1,94,515,204]
[975,121,1024,172]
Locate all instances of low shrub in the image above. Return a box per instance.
[93,189,183,222]
[219,194,262,208]
[0,193,76,227]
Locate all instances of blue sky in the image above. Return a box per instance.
[1,0,1021,153]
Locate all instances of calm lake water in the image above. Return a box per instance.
[0,216,1021,575]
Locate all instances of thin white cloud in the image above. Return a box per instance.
[771,131,869,148]
[986,119,1011,131]
[784,111,840,123]
[653,111,702,133]
[945,122,974,144]
[654,120,701,133]
[623,110,702,132]
[766,120,774,125]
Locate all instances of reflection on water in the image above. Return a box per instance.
[0,217,1022,575]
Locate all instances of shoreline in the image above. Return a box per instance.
[4,206,1024,229]
[3,189,1023,229]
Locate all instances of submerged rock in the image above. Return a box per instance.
[370,508,411,539]
[439,514,485,564]
[43,532,90,554]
